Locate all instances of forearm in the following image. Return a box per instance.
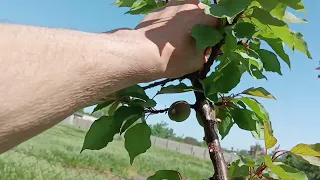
[0,24,160,153]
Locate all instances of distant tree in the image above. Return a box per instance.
[281,154,320,180]
[149,122,176,139]
[183,136,199,146]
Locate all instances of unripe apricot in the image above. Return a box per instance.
[168,101,191,122]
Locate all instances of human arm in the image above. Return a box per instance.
[0,24,161,153]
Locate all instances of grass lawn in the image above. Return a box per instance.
[0,124,213,180]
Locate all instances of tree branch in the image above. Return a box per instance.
[188,38,228,180]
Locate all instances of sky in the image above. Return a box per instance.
[1,0,319,151]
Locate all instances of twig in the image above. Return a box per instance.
[142,78,173,90]
[145,108,169,114]
[142,74,190,90]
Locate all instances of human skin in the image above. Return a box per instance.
[0,0,219,153]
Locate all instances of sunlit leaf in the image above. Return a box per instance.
[241,87,276,100]
[292,32,312,59]
[295,155,320,167]
[125,122,152,164]
[264,121,277,149]
[251,7,294,49]
[191,24,223,51]
[239,97,269,120]
[283,11,308,24]
[273,162,308,180]
[271,3,287,19]
[258,35,291,68]
[264,155,294,180]
[256,49,282,75]
[147,170,182,180]
[108,101,120,116]
[291,144,320,157]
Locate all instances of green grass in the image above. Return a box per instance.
[0,124,213,180]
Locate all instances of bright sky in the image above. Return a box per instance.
[1,0,319,151]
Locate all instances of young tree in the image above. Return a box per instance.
[80,0,320,179]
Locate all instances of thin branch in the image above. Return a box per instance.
[142,78,173,90]
[142,74,191,90]
[145,108,169,114]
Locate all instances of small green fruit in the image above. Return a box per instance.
[168,101,191,122]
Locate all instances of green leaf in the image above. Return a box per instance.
[108,101,120,116]
[271,3,287,19]
[92,101,115,113]
[205,0,252,21]
[239,97,269,120]
[249,39,261,50]
[290,144,320,157]
[217,109,234,139]
[283,11,308,24]
[292,32,312,59]
[228,159,250,179]
[251,7,294,49]
[258,35,291,68]
[241,87,276,100]
[278,0,305,11]
[264,121,277,149]
[81,116,123,152]
[295,155,320,167]
[255,0,278,11]
[119,84,149,101]
[130,99,156,108]
[118,106,145,134]
[221,28,237,55]
[239,155,256,167]
[203,60,243,94]
[251,120,265,140]
[147,170,182,180]
[256,49,282,75]
[234,22,256,39]
[273,162,308,180]
[264,155,294,180]
[158,83,196,94]
[114,0,137,7]
[125,122,152,164]
[191,24,223,51]
[230,108,258,131]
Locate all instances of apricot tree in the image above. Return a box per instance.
[80,0,320,179]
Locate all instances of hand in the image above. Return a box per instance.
[135,0,220,79]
